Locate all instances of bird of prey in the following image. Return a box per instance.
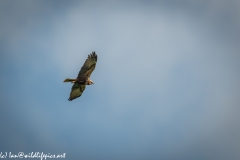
[63,51,97,101]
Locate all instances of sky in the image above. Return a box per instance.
[0,0,240,160]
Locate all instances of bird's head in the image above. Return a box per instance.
[87,79,94,85]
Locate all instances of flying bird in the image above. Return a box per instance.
[63,51,97,101]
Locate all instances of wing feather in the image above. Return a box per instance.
[77,51,97,78]
[68,83,86,101]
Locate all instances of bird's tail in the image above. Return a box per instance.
[63,78,77,83]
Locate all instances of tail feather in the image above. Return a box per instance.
[63,78,76,83]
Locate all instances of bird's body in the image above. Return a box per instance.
[63,76,92,85]
[63,52,97,101]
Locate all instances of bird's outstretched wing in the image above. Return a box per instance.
[68,83,86,101]
[77,51,97,78]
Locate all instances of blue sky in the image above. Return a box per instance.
[0,0,240,160]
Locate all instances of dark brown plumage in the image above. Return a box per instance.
[63,52,97,101]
